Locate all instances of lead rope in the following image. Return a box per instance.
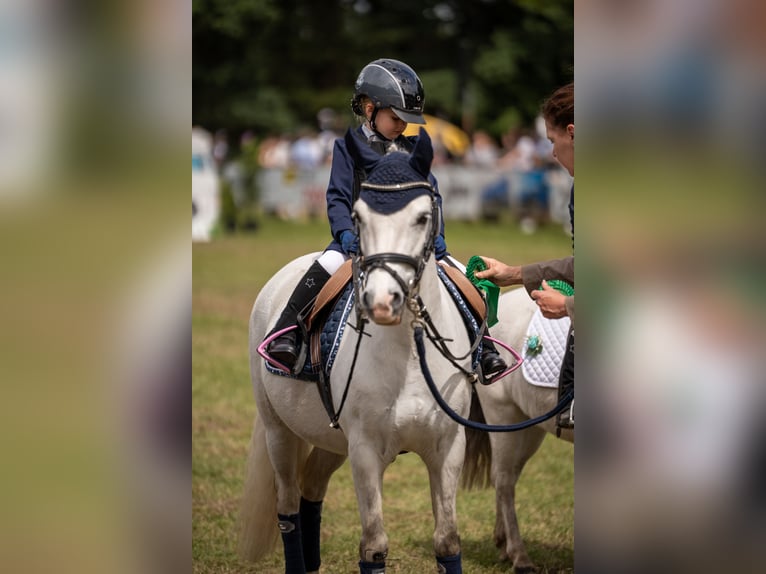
[414,326,574,432]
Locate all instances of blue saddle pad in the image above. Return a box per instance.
[436,265,483,371]
[265,283,356,381]
[264,268,482,381]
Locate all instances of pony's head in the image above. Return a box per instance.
[345,127,439,325]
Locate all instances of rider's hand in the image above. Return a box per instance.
[340,230,359,255]
[434,235,448,259]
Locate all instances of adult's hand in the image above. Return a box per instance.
[531,280,568,319]
[473,256,521,287]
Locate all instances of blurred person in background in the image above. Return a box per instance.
[258,134,291,169]
[289,128,324,171]
[476,81,575,429]
[266,58,508,381]
[464,130,500,168]
[498,126,538,171]
[212,129,228,172]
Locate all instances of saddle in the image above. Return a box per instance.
[264,260,489,382]
[308,260,488,329]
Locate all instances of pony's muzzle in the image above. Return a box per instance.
[362,288,404,325]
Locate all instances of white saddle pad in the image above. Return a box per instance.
[521,308,571,388]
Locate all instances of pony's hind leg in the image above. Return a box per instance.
[300,448,347,574]
[491,426,546,574]
[264,423,312,574]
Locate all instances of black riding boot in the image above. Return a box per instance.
[267,260,331,369]
[480,337,508,383]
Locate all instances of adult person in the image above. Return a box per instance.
[266,58,507,381]
[475,82,574,427]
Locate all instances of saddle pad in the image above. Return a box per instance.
[521,308,571,388]
[265,283,356,381]
[437,265,482,370]
[438,262,487,323]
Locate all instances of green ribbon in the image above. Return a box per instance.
[539,279,574,296]
[465,256,499,327]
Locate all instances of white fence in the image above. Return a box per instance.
[257,165,572,227]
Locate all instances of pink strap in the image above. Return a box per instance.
[483,335,523,384]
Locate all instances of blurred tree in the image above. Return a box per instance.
[193,0,572,140]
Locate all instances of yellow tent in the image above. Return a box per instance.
[403,114,470,157]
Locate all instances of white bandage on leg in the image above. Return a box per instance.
[317,249,348,275]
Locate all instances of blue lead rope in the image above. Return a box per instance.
[414,327,573,433]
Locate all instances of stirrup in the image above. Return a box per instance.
[479,352,507,385]
[257,326,299,374]
[556,399,574,429]
[479,335,523,384]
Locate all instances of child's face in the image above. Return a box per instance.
[368,105,407,140]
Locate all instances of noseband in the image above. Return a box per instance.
[353,180,439,303]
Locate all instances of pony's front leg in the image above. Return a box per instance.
[349,443,390,574]
[424,432,465,574]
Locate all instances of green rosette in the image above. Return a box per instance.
[539,279,574,296]
[465,256,499,327]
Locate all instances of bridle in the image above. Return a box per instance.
[352,180,440,306]
[349,180,483,381]
[324,180,441,429]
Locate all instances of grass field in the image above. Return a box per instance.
[192,216,574,573]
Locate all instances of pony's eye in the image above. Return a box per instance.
[415,213,430,226]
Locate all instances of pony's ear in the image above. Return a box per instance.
[344,127,381,174]
[409,127,433,178]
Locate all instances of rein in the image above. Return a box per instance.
[321,316,368,430]
[408,294,483,381]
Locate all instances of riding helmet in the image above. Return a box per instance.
[351,59,426,125]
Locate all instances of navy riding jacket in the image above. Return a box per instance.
[325,125,446,255]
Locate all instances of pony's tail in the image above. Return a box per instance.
[237,414,280,562]
[460,390,493,490]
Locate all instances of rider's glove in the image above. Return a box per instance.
[340,230,359,255]
[434,235,448,260]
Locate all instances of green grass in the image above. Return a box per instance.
[193,216,574,573]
